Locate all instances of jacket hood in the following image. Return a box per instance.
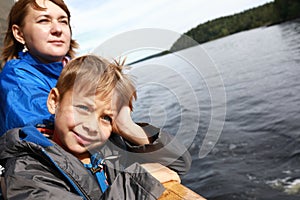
[0,126,53,161]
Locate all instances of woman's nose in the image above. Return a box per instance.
[50,21,63,35]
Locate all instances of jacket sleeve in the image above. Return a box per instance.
[123,123,192,175]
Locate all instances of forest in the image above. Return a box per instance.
[170,0,300,52]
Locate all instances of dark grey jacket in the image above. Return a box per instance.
[0,124,191,200]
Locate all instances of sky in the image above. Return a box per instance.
[65,0,273,57]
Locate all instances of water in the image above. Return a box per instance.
[130,18,300,200]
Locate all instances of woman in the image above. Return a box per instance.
[0,0,78,135]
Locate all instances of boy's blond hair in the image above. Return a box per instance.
[56,55,136,111]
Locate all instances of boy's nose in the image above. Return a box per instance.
[83,117,99,136]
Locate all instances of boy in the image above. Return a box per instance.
[0,55,191,199]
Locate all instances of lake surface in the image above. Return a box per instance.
[130,19,300,200]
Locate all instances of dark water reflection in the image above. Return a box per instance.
[131,19,300,200]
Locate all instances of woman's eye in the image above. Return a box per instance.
[59,19,69,25]
[37,18,50,23]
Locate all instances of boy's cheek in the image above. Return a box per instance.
[101,127,112,140]
[71,111,84,125]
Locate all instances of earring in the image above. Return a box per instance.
[22,44,28,53]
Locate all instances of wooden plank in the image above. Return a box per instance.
[159,181,206,200]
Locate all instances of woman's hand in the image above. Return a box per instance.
[141,163,181,183]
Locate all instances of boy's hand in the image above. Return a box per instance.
[112,105,132,134]
[141,163,181,183]
[113,105,150,145]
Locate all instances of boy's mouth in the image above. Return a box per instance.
[73,131,94,146]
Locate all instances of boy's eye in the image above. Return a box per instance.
[75,105,90,112]
[102,115,112,123]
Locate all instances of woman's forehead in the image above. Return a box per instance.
[28,0,67,17]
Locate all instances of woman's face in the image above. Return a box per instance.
[19,0,71,63]
[50,89,114,161]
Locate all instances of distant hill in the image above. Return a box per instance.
[171,0,300,52]
[130,0,300,65]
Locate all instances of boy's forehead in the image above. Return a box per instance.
[73,83,97,96]
[74,88,112,102]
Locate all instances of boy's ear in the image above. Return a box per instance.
[12,24,25,44]
[47,88,60,114]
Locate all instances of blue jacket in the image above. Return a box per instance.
[0,52,63,135]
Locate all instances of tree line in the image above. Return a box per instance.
[170,0,300,52]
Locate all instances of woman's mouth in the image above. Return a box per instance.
[49,40,64,46]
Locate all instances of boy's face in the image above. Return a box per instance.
[48,88,114,157]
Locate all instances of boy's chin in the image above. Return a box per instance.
[85,142,105,151]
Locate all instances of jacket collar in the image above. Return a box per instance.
[18,51,64,78]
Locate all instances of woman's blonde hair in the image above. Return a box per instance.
[56,55,137,111]
[1,0,78,68]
